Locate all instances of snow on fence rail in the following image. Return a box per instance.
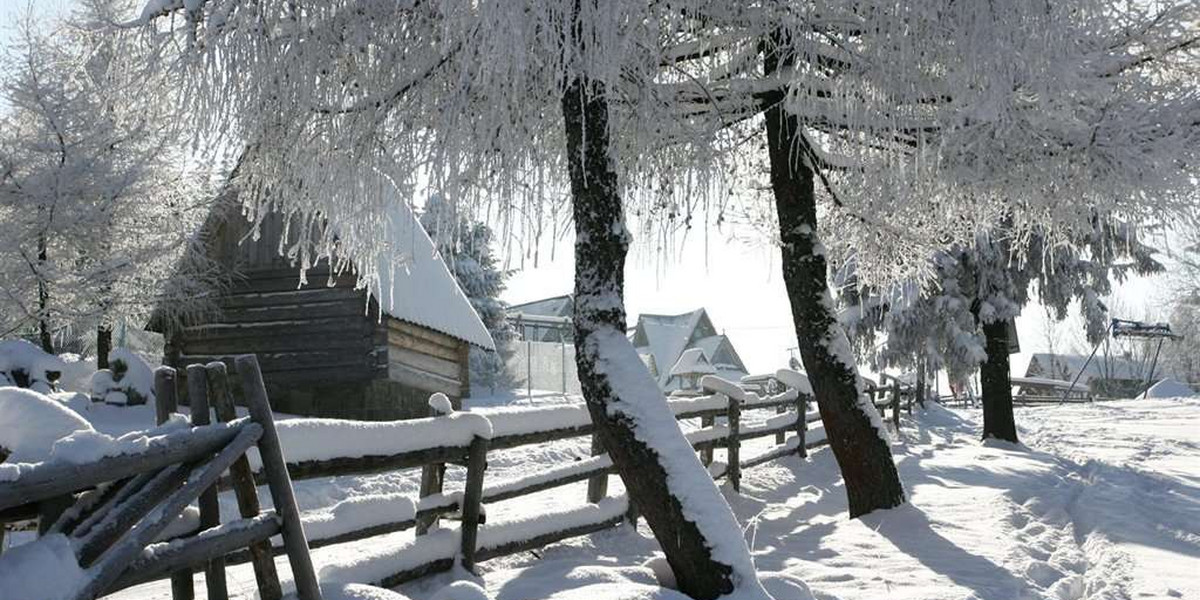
[0,356,322,600]
[1,361,913,598]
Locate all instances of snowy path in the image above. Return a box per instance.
[103,398,1200,600]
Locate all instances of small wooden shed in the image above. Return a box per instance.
[158,193,495,420]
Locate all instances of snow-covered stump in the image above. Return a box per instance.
[154,366,196,600]
[187,364,228,600]
[205,362,283,600]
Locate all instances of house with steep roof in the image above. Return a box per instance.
[155,190,494,420]
[508,295,574,342]
[630,309,749,392]
[1024,352,1146,397]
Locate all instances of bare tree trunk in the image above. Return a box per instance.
[561,26,746,599]
[979,319,1018,442]
[915,354,927,409]
[37,233,53,353]
[762,37,905,519]
[97,326,113,370]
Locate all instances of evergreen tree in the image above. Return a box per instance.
[419,195,516,395]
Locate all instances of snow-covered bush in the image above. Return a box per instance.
[0,387,94,464]
[0,339,66,393]
[89,348,155,406]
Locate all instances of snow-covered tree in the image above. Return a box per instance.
[136,1,773,596]
[847,218,1162,441]
[0,2,217,362]
[420,195,516,395]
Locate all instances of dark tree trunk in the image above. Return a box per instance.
[561,36,738,600]
[979,319,1018,443]
[915,354,927,408]
[37,233,53,353]
[97,326,113,370]
[762,37,905,519]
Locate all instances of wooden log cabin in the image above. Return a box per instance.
[156,194,495,420]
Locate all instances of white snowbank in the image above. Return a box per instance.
[0,533,86,600]
[326,583,413,600]
[1139,378,1195,399]
[544,583,690,599]
[430,581,491,600]
[0,387,94,464]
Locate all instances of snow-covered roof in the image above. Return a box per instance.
[670,348,716,377]
[508,295,573,318]
[1026,353,1142,383]
[375,202,495,351]
[632,309,748,387]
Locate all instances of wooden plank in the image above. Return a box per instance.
[387,329,461,362]
[474,513,625,563]
[185,316,372,338]
[389,362,462,396]
[387,319,460,350]
[586,435,607,503]
[72,425,263,600]
[183,334,371,356]
[459,436,489,572]
[206,362,282,600]
[236,355,323,600]
[280,445,468,482]
[391,347,463,380]
[106,514,281,594]
[726,396,741,492]
[219,301,367,324]
[219,288,365,310]
[187,365,228,600]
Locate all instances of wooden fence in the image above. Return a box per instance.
[2,364,913,598]
[0,356,322,600]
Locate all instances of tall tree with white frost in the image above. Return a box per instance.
[136,1,773,596]
[420,195,516,395]
[846,220,1162,442]
[0,2,215,361]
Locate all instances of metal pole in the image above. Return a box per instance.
[1062,320,1113,404]
[1142,337,1165,397]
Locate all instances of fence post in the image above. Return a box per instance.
[205,362,282,600]
[459,435,489,573]
[726,394,741,492]
[775,401,787,445]
[891,380,901,430]
[586,434,608,503]
[186,365,228,600]
[153,366,194,600]
[236,355,323,600]
[795,393,808,458]
[700,414,715,466]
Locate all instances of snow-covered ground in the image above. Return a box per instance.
[65,394,1196,600]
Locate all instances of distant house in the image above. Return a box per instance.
[508,295,574,342]
[667,348,716,394]
[630,309,749,392]
[155,191,495,420]
[1024,353,1145,397]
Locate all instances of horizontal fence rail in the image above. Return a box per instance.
[1,363,918,597]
